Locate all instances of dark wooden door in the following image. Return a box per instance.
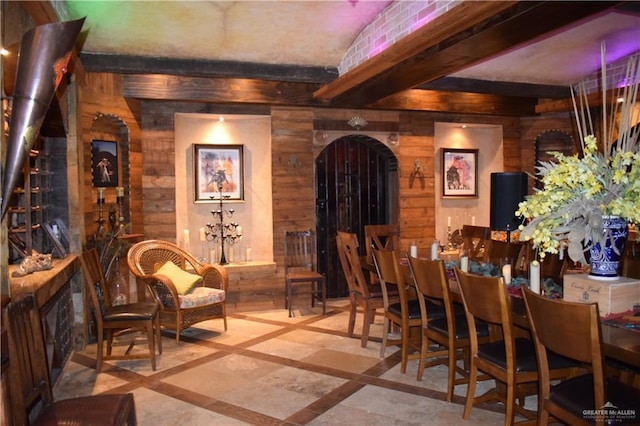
[315,135,398,298]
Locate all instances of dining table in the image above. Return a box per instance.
[386,255,640,371]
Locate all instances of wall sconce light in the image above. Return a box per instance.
[409,158,425,189]
[387,132,399,146]
[288,155,302,168]
[347,115,368,130]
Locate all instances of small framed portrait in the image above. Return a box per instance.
[91,140,118,187]
[442,148,478,198]
[193,144,244,202]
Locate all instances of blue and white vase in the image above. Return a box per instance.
[588,215,628,280]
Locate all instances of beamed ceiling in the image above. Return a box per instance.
[7,1,640,117]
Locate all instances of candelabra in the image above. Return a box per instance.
[95,187,106,240]
[205,182,242,264]
[446,225,455,250]
[116,186,125,230]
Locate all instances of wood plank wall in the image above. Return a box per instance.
[77,71,574,312]
[79,73,142,240]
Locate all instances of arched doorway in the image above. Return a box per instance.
[315,135,398,298]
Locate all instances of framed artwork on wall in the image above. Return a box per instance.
[442,148,478,198]
[91,140,118,187]
[194,144,244,202]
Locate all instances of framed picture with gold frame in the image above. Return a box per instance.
[442,148,478,198]
[193,144,244,202]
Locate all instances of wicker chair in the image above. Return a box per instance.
[127,239,228,345]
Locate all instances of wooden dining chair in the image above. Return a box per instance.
[522,287,640,426]
[371,248,422,373]
[621,240,640,279]
[407,256,490,401]
[461,225,491,262]
[454,267,578,425]
[283,229,326,317]
[365,224,401,284]
[364,224,400,264]
[81,249,162,372]
[4,294,137,425]
[487,239,525,270]
[336,231,399,347]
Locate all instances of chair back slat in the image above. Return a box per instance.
[461,225,491,262]
[487,240,525,270]
[522,287,601,365]
[371,248,407,310]
[455,267,513,337]
[407,256,447,301]
[364,224,400,264]
[81,249,111,325]
[336,231,370,298]
[284,230,316,271]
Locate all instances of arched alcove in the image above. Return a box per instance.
[86,114,131,241]
[315,134,398,297]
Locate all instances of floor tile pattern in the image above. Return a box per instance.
[54,300,529,425]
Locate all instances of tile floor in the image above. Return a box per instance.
[54,299,533,425]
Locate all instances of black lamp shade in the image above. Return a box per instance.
[490,172,528,231]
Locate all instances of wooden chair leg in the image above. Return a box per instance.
[361,307,374,347]
[447,346,456,402]
[380,316,390,358]
[146,320,156,371]
[464,363,478,419]
[505,382,516,426]
[155,315,162,354]
[348,302,357,337]
[96,327,104,372]
[321,279,326,315]
[416,333,427,381]
[400,325,409,373]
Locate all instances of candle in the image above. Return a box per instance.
[236,225,242,236]
[210,248,217,264]
[246,247,252,262]
[529,260,541,294]
[183,229,190,244]
[116,187,124,197]
[502,264,512,285]
[97,187,105,204]
[199,227,206,242]
[471,216,476,226]
[447,216,452,227]
[410,241,418,258]
[431,240,439,260]
[460,255,469,273]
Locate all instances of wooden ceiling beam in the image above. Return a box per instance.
[123,73,535,116]
[371,89,537,116]
[80,53,338,84]
[123,74,330,106]
[536,88,623,114]
[315,1,621,106]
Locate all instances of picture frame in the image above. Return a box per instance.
[194,144,244,202]
[91,140,118,187]
[442,148,478,198]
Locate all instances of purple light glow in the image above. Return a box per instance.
[410,13,435,32]
[369,40,391,58]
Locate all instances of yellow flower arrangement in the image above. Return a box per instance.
[517,134,640,263]
[517,48,640,264]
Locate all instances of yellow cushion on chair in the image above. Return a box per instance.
[154,261,203,295]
